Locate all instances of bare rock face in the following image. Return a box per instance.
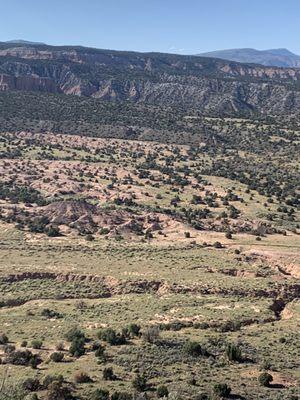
[0,73,59,93]
[1,42,300,116]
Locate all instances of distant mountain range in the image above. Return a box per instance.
[198,48,300,68]
[5,39,46,45]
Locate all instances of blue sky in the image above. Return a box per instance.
[1,0,300,54]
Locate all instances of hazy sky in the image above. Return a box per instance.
[1,0,300,54]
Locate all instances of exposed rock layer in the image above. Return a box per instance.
[1,43,300,116]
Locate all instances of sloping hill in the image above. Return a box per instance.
[198,48,300,68]
[1,42,300,136]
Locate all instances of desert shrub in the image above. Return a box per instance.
[196,394,210,400]
[225,231,232,239]
[157,385,169,398]
[4,344,15,354]
[90,389,110,400]
[219,320,241,332]
[56,342,65,351]
[95,345,107,362]
[41,308,62,319]
[42,375,65,389]
[5,349,41,367]
[213,383,231,398]
[103,367,116,381]
[45,224,61,237]
[75,300,87,310]
[31,339,43,349]
[45,381,73,400]
[127,323,141,338]
[22,378,40,392]
[98,328,126,345]
[20,340,28,347]
[132,374,147,392]
[65,327,85,342]
[258,372,273,387]
[184,231,191,238]
[213,241,223,249]
[142,326,160,343]
[85,234,94,241]
[111,392,133,400]
[99,228,110,235]
[28,216,50,233]
[187,376,197,386]
[90,340,101,351]
[29,354,42,369]
[225,343,242,362]
[0,333,8,344]
[194,322,209,330]
[69,337,85,357]
[74,371,91,383]
[50,352,64,362]
[183,341,207,357]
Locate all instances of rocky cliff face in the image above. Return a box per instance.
[0,73,59,92]
[1,42,300,116]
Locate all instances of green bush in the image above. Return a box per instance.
[213,383,231,398]
[127,323,141,338]
[31,339,43,349]
[258,372,273,387]
[50,352,64,362]
[225,343,242,362]
[69,337,85,357]
[22,377,40,392]
[111,392,132,400]
[74,371,91,383]
[91,389,110,400]
[157,385,169,398]
[103,367,116,381]
[42,374,65,389]
[98,328,126,345]
[65,327,86,342]
[45,381,73,400]
[0,333,8,344]
[183,341,207,357]
[142,326,160,343]
[5,350,41,367]
[132,374,147,392]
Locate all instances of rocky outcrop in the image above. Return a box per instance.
[1,43,300,117]
[0,73,59,93]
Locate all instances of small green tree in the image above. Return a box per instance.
[69,337,85,357]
